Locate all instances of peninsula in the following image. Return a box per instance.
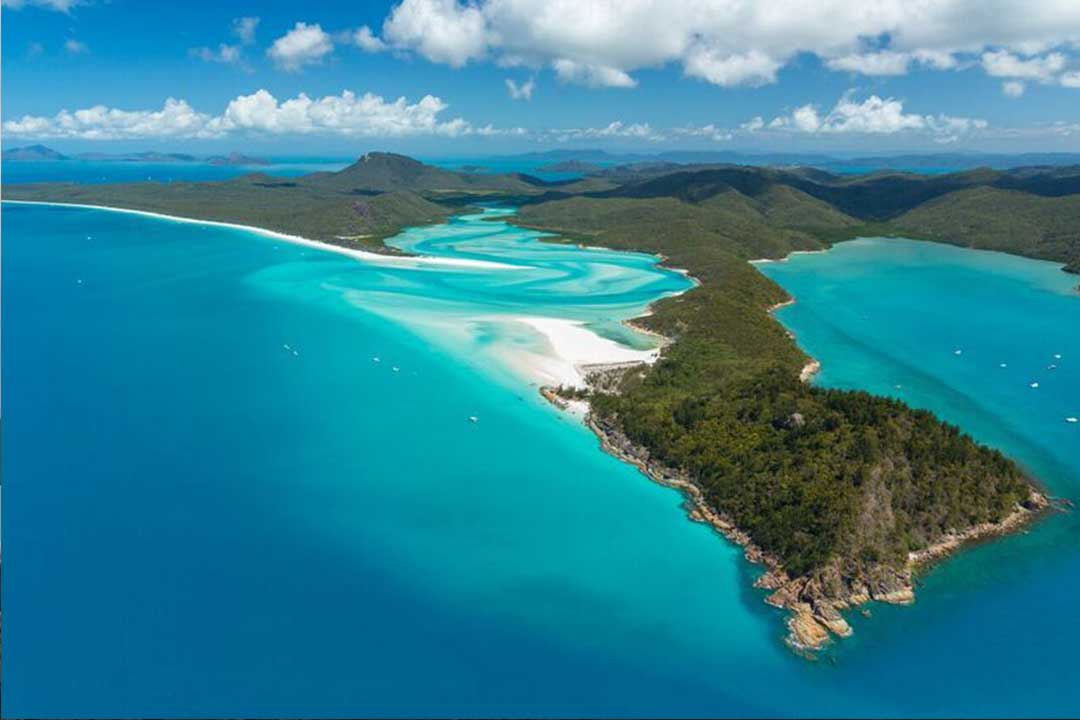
[8,152,1076,649]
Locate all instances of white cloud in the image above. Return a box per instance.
[3,98,215,140]
[912,49,961,71]
[673,124,732,142]
[268,22,334,72]
[1,0,81,11]
[2,90,485,140]
[740,116,765,132]
[550,121,663,142]
[212,89,474,136]
[233,16,260,45]
[64,38,88,54]
[1002,80,1026,97]
[826,51,912,76]
[552,59,636,88]
[505,77,534,100]
[382,0,487,67]
[1061,71,1080,88]
[825,49,963,76]
[353,25,387,53]
[683,48,781,87]
[766,93,987,138]
[361,0,1080,89]
[191,18,259,67]
[190,43,242,64]
[981,50,1066,81]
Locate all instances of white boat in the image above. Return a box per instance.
[1066,417,1078,424]
[468,416,478,423]
[954,349,962,355]
[1030,382,1040,388]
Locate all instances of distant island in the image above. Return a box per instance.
[9,152,1076,650]
[2,144,269,166]
[2,144,68,161]
[535,160,604,174]
[504,147,1080,172]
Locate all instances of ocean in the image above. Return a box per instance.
[3,198,1079,716]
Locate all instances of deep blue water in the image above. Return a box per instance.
[4,205,1080,717]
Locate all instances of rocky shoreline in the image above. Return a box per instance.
[576,410,1050,653]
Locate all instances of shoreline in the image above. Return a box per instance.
[2,200,522,271]
[764,297,821,384]
[9,199,691,393]
[580,408,1050,653]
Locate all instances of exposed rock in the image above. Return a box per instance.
[788,608,831,650]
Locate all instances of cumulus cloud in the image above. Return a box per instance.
[1002,80,1026,98]
[826,51,913,76]
[683,48,780,87]
[550,121,663,142]
[1061,71,1080,88]
[552,60,636,88]
[64,38,88,54]
[672,124,732,142]
[740,116,765,132]
[268,22,334,71]
[765,93,987,138]
[825,49,963,76]
[359,0,1080,89]
[3,98,214,140]
[211,89,474,136]
[981,50,1067,81]
[382,0,487,67]
[505,77,534,100]
[353,25,387,53]
[2,90,486,140]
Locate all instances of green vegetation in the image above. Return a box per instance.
[894,187,1080,272]
[511,164,1064,585]
[9,153,1073,596]
[3,152,564,247]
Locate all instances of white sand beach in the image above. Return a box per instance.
[507,316,661,388]
[2,200,522,271]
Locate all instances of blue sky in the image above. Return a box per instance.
[4,0,1080,155]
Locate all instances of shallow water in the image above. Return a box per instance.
[4,208,1079,717]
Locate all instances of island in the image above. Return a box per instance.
[9,152,1077,650]
[2,144,269,166]
[535,159,604,174]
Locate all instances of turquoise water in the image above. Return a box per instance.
[4,207,1080,717]
[758,238,1080,712]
